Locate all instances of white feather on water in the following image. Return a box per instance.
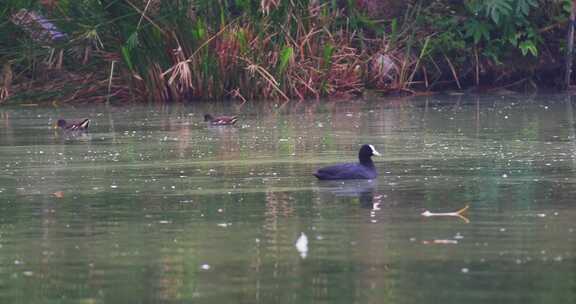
[295,232,308,259]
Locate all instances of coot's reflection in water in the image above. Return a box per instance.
[316,179,382,209]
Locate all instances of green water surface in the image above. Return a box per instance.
[1,95,575,304]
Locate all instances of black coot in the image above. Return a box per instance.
[313,144,380,180]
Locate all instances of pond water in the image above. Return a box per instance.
[1,95,576,304]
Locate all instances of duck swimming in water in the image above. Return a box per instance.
[313,144,380,180]
[56,118,90,131]
[204,114,238,126]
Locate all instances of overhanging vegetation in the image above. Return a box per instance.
[0,0,572,103]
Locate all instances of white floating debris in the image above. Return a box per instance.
[422,240,458,245]
[295,232,309,259]
[461,268,469,273]
[421,205,469,223]
[217,223,229,228]
[200,264,211,270]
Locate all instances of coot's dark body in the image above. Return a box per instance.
[313,144,380,180]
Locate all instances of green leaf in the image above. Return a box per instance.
[516,0,538,17]
[519,40,538,56]
[464,19,491,44]
[236,29,247,54]
[508,32,521,46]
[126,32,139,50]
[563,1,572,14]
[322,44,335,70]
[193,20,206,41]
[277,46,293,75]
[486,0,513,24]
[121,46,134,71]
[390,18,398,45]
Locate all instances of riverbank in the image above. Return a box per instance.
[0,1,572,104]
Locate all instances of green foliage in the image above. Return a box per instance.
[425,14,466,60]
[424,0,551,70]
[193,20,207,41]
[519,40,538,56]
[277,46,293,76]
[463,0,541,58]
[236,29,248,54]
[126,32,139,50]
[463,19,491,44]
[121,46,134,71]
[389,18,398,46]
[322,44,335,70]
[467,0,537,24]
[483,0,513,24]
[0,0,572,102]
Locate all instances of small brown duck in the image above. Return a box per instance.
[204,114,238,126]
[56,118,90,131]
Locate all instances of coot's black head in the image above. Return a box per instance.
[204,114,213,122]
[56,119,67,128]
[358,144,381,165]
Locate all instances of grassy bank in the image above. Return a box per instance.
[0,0,572,104]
